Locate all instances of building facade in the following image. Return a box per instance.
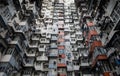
[0,0,120,76]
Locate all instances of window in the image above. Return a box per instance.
[41,39,45,41]
[40,45,44,48]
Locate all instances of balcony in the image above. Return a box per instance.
[50,30,58,35]
[43,63,49,71]
[77,44,85,49]
[58,38,64,42]
[70,38,76,44]
[81,7,87,13]
[54,3,64,7]
[73,55,79,60]
[48,49,58,57]
[51,36,58,41]
[74,20,79,25]
[24,58,34,67]
[40,38,50,43]
[58,54,66,58]
[58,17,64,20]
[58,46,65,50]
[33,29,41,34]
[22,70,32,76]
[57,59,66,68]
[70,33,76,38]
[73,16,78,20]
[64,27,70,32]
[80,54,90,67]
[80,3,86,7]
[75,25,81,29]
[31,35,40,41]
[58,42,65,46]
[49,60,57,69]
[28,40,38,48]
[25,49,36,57]
[50,43,58,49]
[64,34,70,39]
[70,28,75,32]
[86,20,94,27]
[38,45,46,52]
[59,31,64,36]
[34,61,42,71]
[36,53,48,61]
[67,62,73,71]
[58,50,65,54]
[45,18,53,24]
[41,32,47,37]
[58,25,64,30]
[73,65,79,71]
[58,68,67,76]
[80,62,89,67]
[48,71,57,76]
[37,72,48,76]
[58,74,66,76]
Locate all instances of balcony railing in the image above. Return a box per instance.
[50,44,57,48]
[48,71,57,76]
[73,65,79,70]
[70,38,76,44]
[36,54,48,61]
[51,36,58,41]
[58,50,65,54]
[58,38,64,42]
[58,46,65,50]
[24,58,34,67]
[25,50,36,57]
[40,38,50,43]
[57,59,66,67]
[49,63,57,69]
[28,42,38,48]
[80,62,90,67]
[38,45,46,52]
[31,35,40,40]
[67,65,73,71]
[34,62,42,71]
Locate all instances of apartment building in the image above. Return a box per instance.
[0,0,120,76]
